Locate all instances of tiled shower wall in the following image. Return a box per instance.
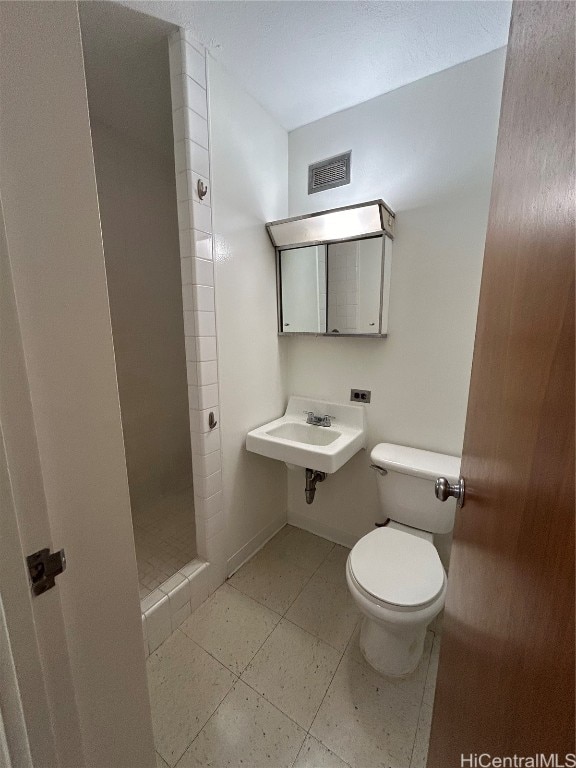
[141,29,227,657]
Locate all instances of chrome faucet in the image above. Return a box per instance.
[304,411,334,427]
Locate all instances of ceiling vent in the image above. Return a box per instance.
[308,151,351,195]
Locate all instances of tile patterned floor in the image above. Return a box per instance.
[147,525,441,768]
[133,486,197,599]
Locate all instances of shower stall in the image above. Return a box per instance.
[80,4,197,599]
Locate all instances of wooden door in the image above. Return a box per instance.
[427,1,575,764]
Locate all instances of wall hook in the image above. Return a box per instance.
[197,178,208,201]
[208,411,218,430]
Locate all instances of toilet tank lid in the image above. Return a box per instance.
[370,443,461,482]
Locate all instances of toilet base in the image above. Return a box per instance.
[359,615,427,678]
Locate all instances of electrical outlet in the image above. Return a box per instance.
[350,389,371,403]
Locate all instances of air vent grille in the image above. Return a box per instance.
[308,151,351,194]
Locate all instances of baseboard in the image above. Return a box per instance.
[286,511,359,549]
[227,515,287,576]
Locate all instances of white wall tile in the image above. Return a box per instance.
[192,201,212,234]
[191,257,214,286]
[174,138,186,173]
[204,531,227,564]
[141,589,164,614]
[184,335,197,362]
[187,140,210,177]
[184,76,208,119]
[183,310,196,336]
[177,199,191,231]
[172,107,186,144]
[169,29,226,599]
[189,426,220,455]
[145,594,171,652]
[187,386,200,410]
[196,336,217,361]
[161,574,191,613]
[142,614,149,658]
[185,109,209,149]
[182,284,194,311]
[193,230,213,261]
[186,360,198,385]
[175,168,189,201]
[168,38,183,77]
[193,450,221,478]
[178,228,193,260]
[183,33,204,56]
[171,602,191,632]
[192,285,215,313]
[187,564,212,613]
[189,406,219,434]
[194,470,222,499]
[194,311,216,337]
[198,383,218,410]
[179,560,204,580]
[200,490,223,519]
[191,173,211,206]
[170,73,185,111]
[183,42,206,88]
[196,509,225,541]
[197,360,218,385]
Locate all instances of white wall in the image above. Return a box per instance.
[285,50,506,545]
[208,58,290,572]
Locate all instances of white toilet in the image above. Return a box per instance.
[346,442,460,678]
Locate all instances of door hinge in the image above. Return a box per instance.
[26,548,66,596]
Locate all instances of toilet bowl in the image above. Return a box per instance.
[346,443,460,677]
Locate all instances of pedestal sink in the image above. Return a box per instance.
[246,396,367,474]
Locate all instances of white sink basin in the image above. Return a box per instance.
[246,396,367,474]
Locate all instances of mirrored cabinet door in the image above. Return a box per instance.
[327,237,383,334]
[278,235,389,337]
[280,245,327,333]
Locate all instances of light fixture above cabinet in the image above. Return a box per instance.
[266,200,395,339]
[266,199,395,249]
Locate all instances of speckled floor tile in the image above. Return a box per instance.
[241,619,341,730]
[147,630,235,766]
[285,572,360,651]
[314,544,350,586]
[177,680,306,768]
[180,583,281,674]
[345,625,433,702]
[156,751,169,768]
[422,633,441,707]
[263,525,335,575]
[228,549,310,615]
[310,650,422,768]
[410,703,434,768]
[293,734,350,768]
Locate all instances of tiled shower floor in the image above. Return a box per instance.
[133,486,197,599]
[147,525,440,768]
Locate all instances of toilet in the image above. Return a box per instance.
[346,442,461,678]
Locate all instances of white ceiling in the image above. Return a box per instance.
[121,1,511,131]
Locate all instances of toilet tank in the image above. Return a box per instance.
[370,443,461,535]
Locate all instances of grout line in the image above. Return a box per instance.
[279,540,337,618]
[170,630,239,768]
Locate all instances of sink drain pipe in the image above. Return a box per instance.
[305,468,327,504]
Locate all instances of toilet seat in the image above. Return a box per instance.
[349,527,445,609]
